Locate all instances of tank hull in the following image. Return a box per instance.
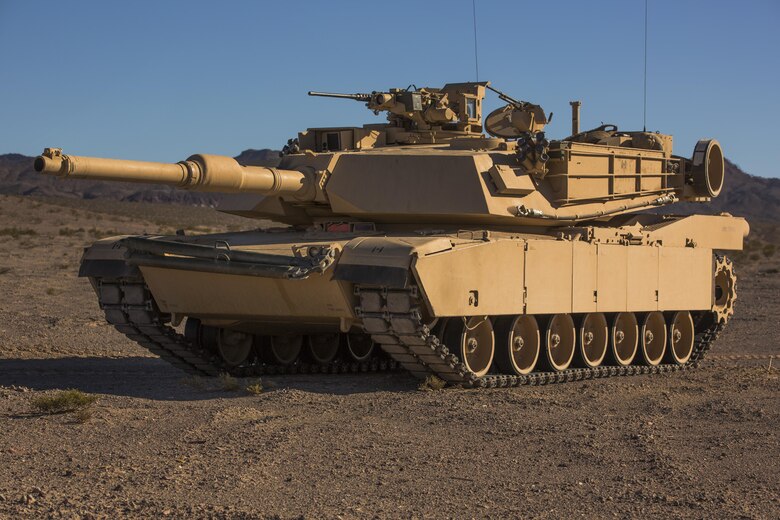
[80,212,745,384]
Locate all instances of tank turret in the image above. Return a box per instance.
[36,83,727,227]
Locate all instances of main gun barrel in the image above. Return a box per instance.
[34,148,315,200]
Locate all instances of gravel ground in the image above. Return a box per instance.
[0,194,778,519]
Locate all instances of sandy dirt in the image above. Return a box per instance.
[0,194,778,519]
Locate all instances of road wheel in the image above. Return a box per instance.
[610,312,638,366]
[443,316,495,377]
[542,314,576,371]
[493,315,540,375]
[267,335,303,365]
[216,328,253,367]
[639,312,667,366]
[666,311,695,364]
[307,333,341,364]
[578,313,608,368]
[346,333,375,362]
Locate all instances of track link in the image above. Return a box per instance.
[356,285,725,388]
[95,277,398,377]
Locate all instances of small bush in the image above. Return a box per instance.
[181,375,205,390]
[74,407,93,423]
[45,288,60,296]
[32,390,97,414]
[0,227,37,239]
[762,243,776,258]
[0,267,10,275]
[245,380,264,395]
[418,375,447,391]
[219,373,241,392]
[58,227,84,237]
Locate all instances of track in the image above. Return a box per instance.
[94,277,398,377]
[93,255,734,387]
[356,285,725,388]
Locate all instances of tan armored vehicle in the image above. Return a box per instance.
[35,82,747,387]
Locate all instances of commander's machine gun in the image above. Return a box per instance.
[302,83,488,149]
[303,83,553,174]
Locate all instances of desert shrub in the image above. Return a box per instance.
[32,390,97,414]
[58,227,84,236]
[74,407,94,423]
[245,380,264,395]
[762,243,776,258]
[219,373,241,392]
[418,375,447,391]
[0,227,37,238]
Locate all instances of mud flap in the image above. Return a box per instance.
[333,236,452,289]
[78,237,140,278]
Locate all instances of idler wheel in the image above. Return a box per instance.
[493,315,540,375]
[267,335,303,365]
[542,314,576,372]
[666,311,695,364]
[443,316,495,377]
[610,313,638,366]
[577,313,608,368]
[346,333,375,362]
[306,333,341,364]
[639,312,667,366]
[216,329,253,367]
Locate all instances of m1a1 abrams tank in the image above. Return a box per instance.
[35,81,748,387]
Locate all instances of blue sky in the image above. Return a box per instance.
[1,0,778,177]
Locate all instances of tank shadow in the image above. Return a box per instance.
[0,357,418,400]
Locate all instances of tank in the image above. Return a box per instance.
[35,81,748,387]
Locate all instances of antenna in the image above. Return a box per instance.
[643,0,648,131]
[472,0,479,81]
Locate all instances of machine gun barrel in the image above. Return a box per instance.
[34,148,314,199]
[485,84,525,108]
[308,91,372,102]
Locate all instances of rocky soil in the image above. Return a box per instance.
[0,194,778,519]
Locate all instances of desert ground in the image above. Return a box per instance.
[0,194,778,519]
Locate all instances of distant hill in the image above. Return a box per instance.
[0,150,280,206]
[649,160,780,244]
[668,160,780,222]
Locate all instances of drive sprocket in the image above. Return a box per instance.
[712,255,737,324]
